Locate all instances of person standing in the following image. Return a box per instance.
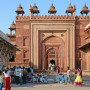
[56,66,60,74]
[19,66,23,85]
[51,64,54,71]
[3,67,11,90]
[74,69,83,86]
[0,70,4,90]
[49,63,51,70]
[66,67,72,84]
[14,66,20,84]
[23,68,28,84]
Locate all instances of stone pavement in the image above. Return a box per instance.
[2,74,90,90]
[2,83,90,90]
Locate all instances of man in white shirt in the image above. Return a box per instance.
[19,66,23,85]
[15,66,20,84]
[66,67,72,84]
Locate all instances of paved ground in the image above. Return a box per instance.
[2,83,90,90]
[2,74,90,90]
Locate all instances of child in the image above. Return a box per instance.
[74,69,83,86]
[0,70,4,90]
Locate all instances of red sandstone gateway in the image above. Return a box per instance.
[7,3,90,72]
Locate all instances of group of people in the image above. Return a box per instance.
[0,65,33,90]
[0,65,83,90]
[58,67,83,86]
[49,63,55,71]
[13,66,33,85]
[49,63,60,74]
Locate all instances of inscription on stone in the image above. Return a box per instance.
[24,25,29,29]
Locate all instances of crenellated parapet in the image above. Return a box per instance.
[75,16,89,20]
[16,15,75,21]
[16,16,30,21]
[16,15,90,21]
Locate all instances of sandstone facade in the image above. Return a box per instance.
[8,4,90,71]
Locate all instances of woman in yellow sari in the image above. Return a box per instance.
[74,69,83,86]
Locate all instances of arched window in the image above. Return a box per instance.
[9,55,15,62]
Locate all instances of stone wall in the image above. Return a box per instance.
[0,30,18,69]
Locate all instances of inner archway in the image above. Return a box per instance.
[40,35,65,70]
[46,48,57,70]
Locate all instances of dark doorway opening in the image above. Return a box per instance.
[50,60,55,65]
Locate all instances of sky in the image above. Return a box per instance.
[0,0,90,34]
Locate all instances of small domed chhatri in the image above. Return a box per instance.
[48,3,57,15]
[50,3,55,9]
[17,4,23,9]
[80,3,89,16]
[9,21,16,35]
[66,3,76,17]
[67,3,73,9]
[30,3,39,15]
[16,4,25,16]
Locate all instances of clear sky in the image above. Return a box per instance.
[0,0,90,34]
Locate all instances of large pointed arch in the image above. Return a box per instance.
[39,35,65,70]
[41,34,65,44]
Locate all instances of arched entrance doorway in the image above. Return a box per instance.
[40,35,65,70]
[46,48,57,70]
